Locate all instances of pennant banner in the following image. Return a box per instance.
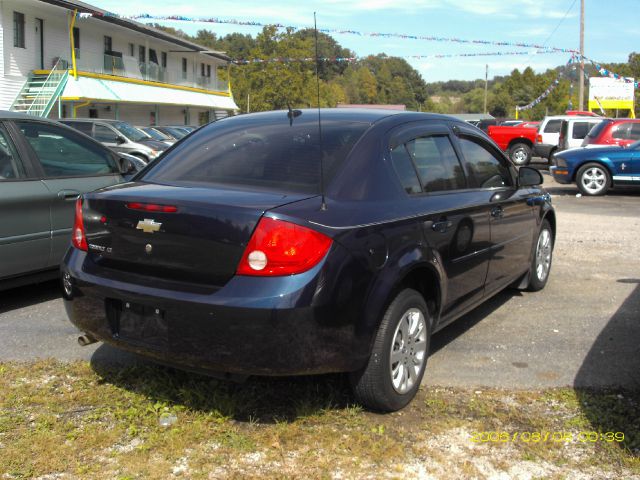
[122,13,577,54]
[579,55,638,88]
[515,57,575,111]
[231,50,560,65]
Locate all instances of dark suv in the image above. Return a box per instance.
[62,109,555,411]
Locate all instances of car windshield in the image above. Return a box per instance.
[143,116,370,194]
[163,127,188,138]
[629,140,640,149]
[142,128,169,141]
[112,121,148,142]
[586,120,609,138]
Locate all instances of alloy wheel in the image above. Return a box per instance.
[389,308,428,394]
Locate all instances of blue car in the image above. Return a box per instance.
[61,109,555,411]
[550,141,640,196]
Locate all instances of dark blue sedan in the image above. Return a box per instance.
[61,109,555,411]
[550,141,640,196]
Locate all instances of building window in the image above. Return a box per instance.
[13,12,25,48]
[104,36,112,54]
[139,45,146,63]
[182,58,187,79]
[161,52,167,68]
[128,43,134,56]
[73,27,80,58]
[206,65,211,78]
[201,63,205,76]
[149,49,158,65]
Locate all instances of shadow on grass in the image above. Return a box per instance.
[574,280,640,455]
[90,347,355,423]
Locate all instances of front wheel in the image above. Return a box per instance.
[527,219,553,292]
[350,289,431,412]
[509,143,532,166]
[576,162,610,196]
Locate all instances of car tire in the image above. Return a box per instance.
[350,288,431,412]
[526,219,553,292]
[509,143,532,166]
[576,162,611,196]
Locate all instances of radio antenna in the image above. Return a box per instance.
[314,12,327,211]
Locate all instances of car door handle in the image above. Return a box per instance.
[491,206,504,219]
[430,220,453,233]
[57,190,80,200]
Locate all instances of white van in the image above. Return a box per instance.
[533,114,602,160]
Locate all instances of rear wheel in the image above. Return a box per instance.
[527,219,553,292]
[509,143,532,166]
[576,162,610,196]
[350,289,431,412]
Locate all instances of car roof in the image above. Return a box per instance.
[0,110,63,122]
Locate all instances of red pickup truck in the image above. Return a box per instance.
[487,124,538,166]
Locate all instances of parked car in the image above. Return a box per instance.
[550,140,640,195]
[556,117,603,153]
[152,125,189,141]
[62,109,555,412]
[137,126,176,146]
[581,118,640,148]
[487,123,538,165]
[60,119,168,163]
[0,111,138,290]
[534,115,599,161]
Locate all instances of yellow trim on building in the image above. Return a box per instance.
[34,69,231,97]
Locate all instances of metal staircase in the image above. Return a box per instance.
[10,60,69,117]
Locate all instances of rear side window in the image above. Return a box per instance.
[16,121,118,178]
[543,120,562,134]
[613,123,632,139]
[94,124,119,143]
[63,121,92,135]
[457,137,512,189]
[0,124,25,180]
[572,121,594,139]
[406,135,465,192]
[390,145,422,194]
[144,118,370,194]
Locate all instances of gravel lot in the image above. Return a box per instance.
[1,170,639,391]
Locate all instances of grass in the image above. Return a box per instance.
[0,360,638,479]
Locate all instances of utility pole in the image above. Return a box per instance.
[483,64,488,114]
[578,0,585,110]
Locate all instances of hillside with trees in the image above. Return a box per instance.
[154,24,640,119]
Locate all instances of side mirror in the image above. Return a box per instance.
[116,136,126,145]
[118,156,137,175]
[518,166,543,187]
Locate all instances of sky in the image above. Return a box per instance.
[89,0,640,83]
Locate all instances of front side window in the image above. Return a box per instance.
[13,12,25,48]
[17,121,118,178]
[0,124,25,180]
[93,124,120,143]
[457,137,512,189]
[613,123,632,139]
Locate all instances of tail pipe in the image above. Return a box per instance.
[78,333,98,347]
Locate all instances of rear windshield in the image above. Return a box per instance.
[142,115,370,194]
[586,120,610,139]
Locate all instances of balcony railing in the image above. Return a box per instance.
[65,51,229,93]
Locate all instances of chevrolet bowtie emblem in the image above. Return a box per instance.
[136,218,162,233]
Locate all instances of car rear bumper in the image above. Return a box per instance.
[533,143,554,159]
[61,248,371,376]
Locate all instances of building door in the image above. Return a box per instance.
[35,18,44,69]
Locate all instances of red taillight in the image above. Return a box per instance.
[126,202,178,213]
[72,198,88,251]
[236,217,333,276]
[536,134,543,143]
